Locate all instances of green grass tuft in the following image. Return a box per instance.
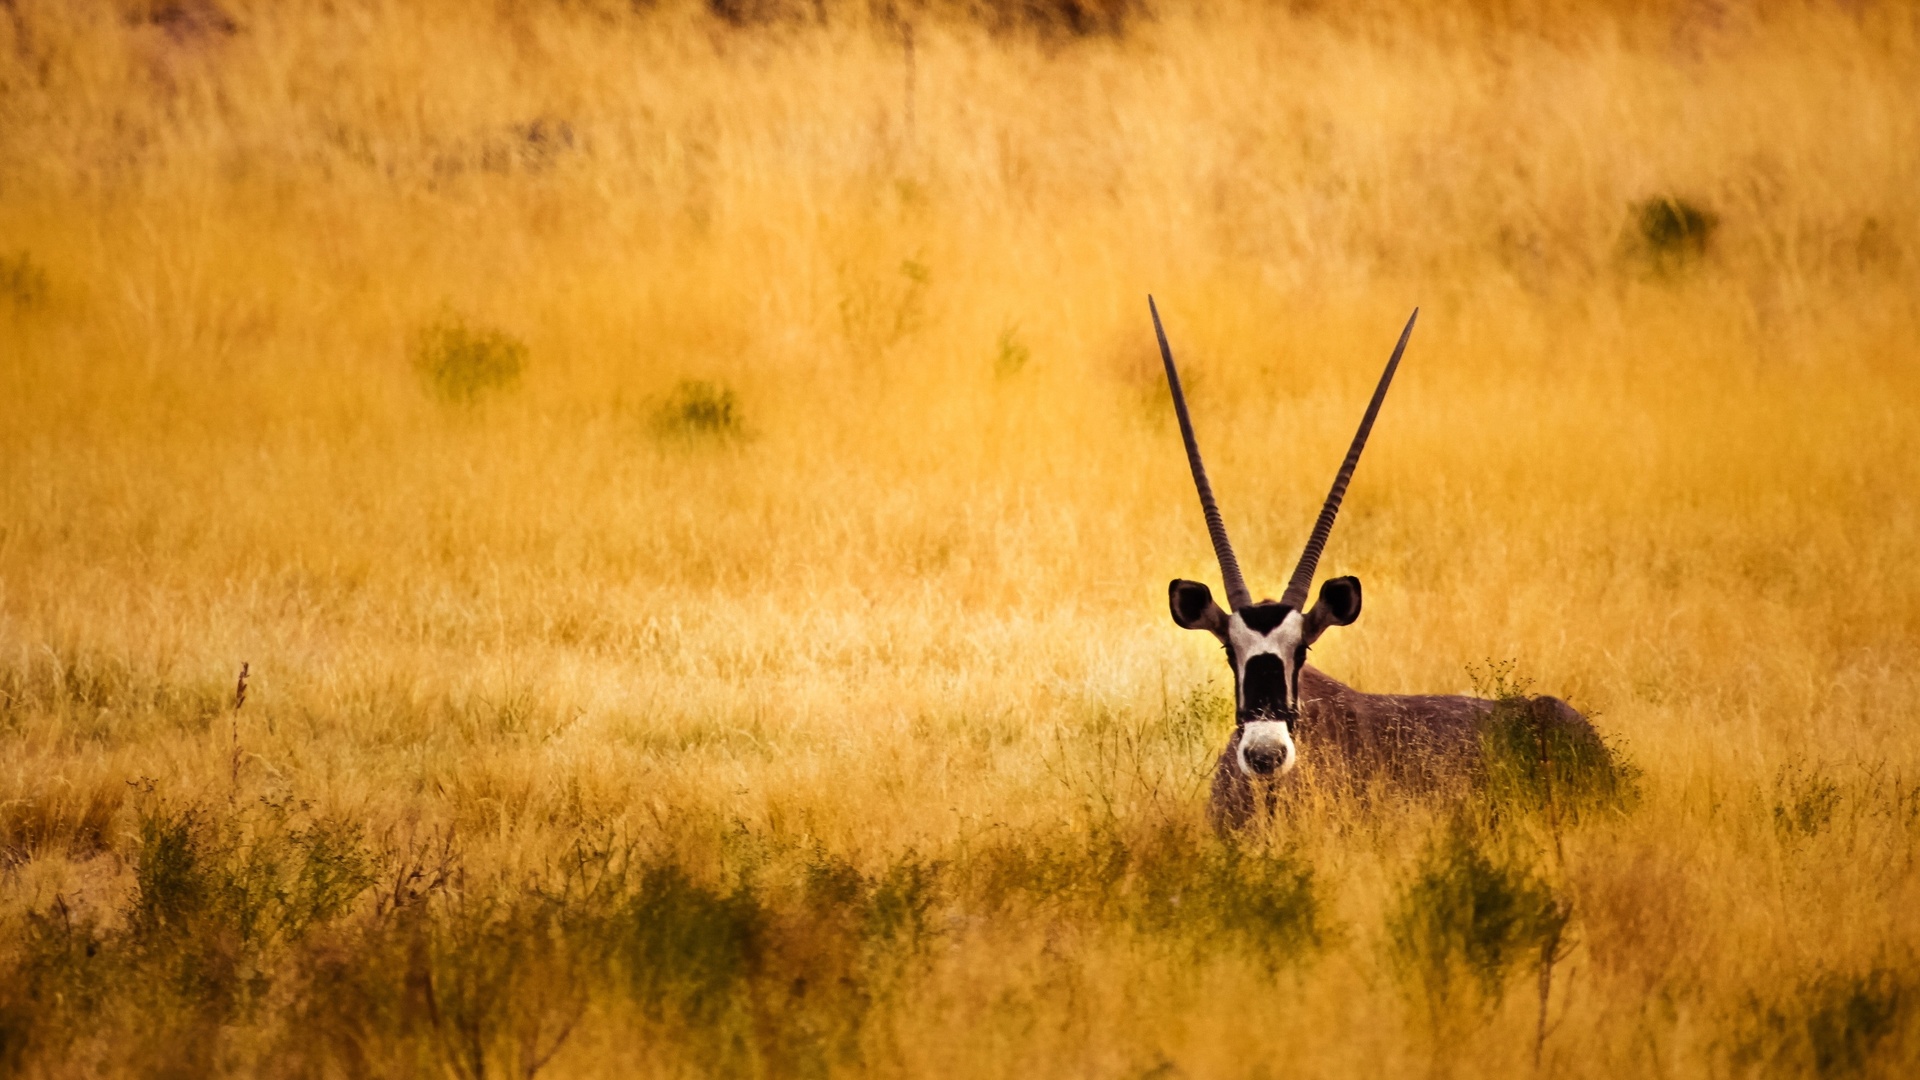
[412,315,527,404]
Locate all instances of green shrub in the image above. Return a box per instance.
[284,876,587,1080]
[0,800,379,1072]
[861,853,942,952]
[971,823,1326,968]
[413,315,527,403]
[3,815,1330,1075]
[130,803,377,948]
[0,251,48,309]
[651,380,743,439]
[1470,661,1638,821]
[0,899,111,1072]
[1774,766,1845,839]
[994,324,1031,378]
[1806,970,1908,1078]
[1387,822,1570,1016]
[1131,833,1325,965]
[597,847,943,1077]
[1625,196,1719,273]
[619,861,767,1025]
[1737,966,1911,1079]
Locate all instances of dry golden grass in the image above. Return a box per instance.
[2,0,1918,1076]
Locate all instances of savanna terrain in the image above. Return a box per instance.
[1,0,1917,1076]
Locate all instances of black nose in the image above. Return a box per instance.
[1244,743,1288,775]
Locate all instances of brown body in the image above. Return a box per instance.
[1209,665,1596,829]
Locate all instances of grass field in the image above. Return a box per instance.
[3,1,1918,1076]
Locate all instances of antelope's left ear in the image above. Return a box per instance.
[1169,579,1231,642]
[1302,576,1362,644]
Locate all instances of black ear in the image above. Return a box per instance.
[1302,576,1362,644]
[1169,579,1230,640]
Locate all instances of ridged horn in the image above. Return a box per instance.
[1279,309,1419,611]
[1151,297,1252,612]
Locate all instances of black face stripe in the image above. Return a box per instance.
[1238,602,1294,635]
[1241,654,1290,720]
[1292,645,1308,725]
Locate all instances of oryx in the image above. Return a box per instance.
[1150,299,1601,828]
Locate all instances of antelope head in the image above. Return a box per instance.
[1152,298,1416,781]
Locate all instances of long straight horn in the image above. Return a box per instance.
[1280,309,1419,611]
[1151,296,1252,611]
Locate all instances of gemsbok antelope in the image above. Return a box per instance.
[1149,299,1606,829]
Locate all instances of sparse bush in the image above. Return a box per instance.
[838,256,932,352]
[1625,196,1719,273]
[585,846,947,1076]
[651,380,744,439]
[1129,831,1326,965]
[276,840,951,1079]
[994,324,1031,378]
[1737,966,1911,1079]
[861,852,943,953]
[1774,766,1845,838]
[413,315,527,403]
[0,251,48,309]
[128,802,377,949]
[0,800,379,1072]
[0,898,111,1073]
[618,861,767,1026]
[1168,682,1229,759]
[285,877,588,1079]
[1808,970,1908,1078]
[1470,660,1637,821]
[972,824,1326,968]
[412,894,588,1080]
[1387,822,1570,1018]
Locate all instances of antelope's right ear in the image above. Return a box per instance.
[1169,579,1231,640]
[1302,575,1362,644]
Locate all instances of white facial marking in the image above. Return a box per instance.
[1225,608,1306,717]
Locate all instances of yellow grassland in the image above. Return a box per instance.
[1,0,1917,1075]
